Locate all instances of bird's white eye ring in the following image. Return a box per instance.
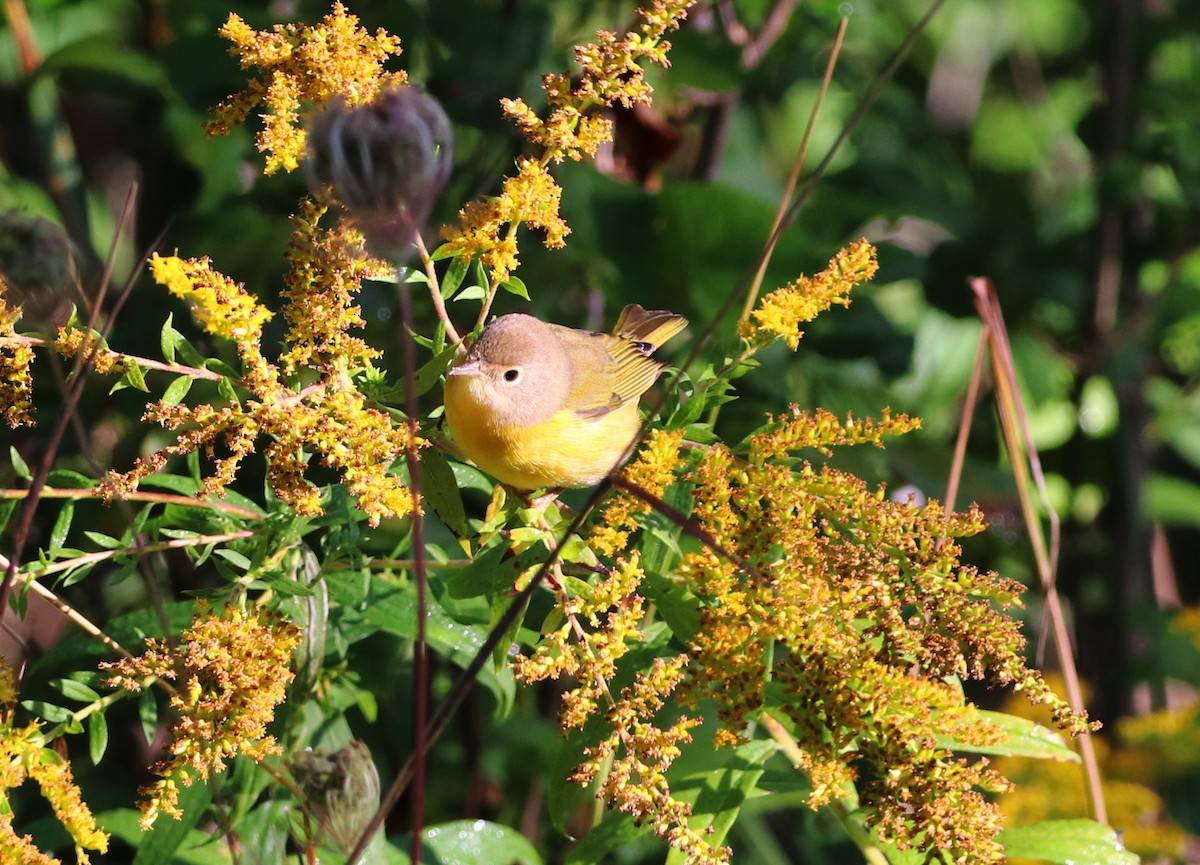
[503,368,521,383]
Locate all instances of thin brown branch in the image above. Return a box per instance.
[0,486,264,520]
[2,334,226,382]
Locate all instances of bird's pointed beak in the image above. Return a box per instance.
[447,358,482,377]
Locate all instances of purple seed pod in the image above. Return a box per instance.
[306,86,454,261]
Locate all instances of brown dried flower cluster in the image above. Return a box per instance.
[569,408,1097,863]
[101,604,301,829]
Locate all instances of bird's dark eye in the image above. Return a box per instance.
[503,368,521,383]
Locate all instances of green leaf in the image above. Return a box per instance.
[115,359,150,393]
[10,445,31,480]
[565,810,647,865]
[453,285,487,302]
[83,530,123,550]
[161,374,193,406]
[500,275,530,300]
[214,548,251,570]
[0,500,15,536]
[998,819,1139,865]
[667,737,777,859]
[421,449,469,539]
[46,469,94,489]
[936,710,1080,761]
[99,806,227,865]
[160,313,181,364]
[357,575,516,711]
[88,710,108,764]
[420,819,542,865]
[446,542,547,599]
[49,499,74,551]
[441,255,469,299]
[137,473,200,497]
[642,569,701,640]
[1144,473,1200,527]
[20,700,72,722]
[138,689,158,747]
[52,677,101,702]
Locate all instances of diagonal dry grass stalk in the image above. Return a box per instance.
[955,276,1108,825]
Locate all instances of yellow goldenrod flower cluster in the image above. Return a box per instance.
[52,327,119,374]
[575,406,1094,863]
[742,238,879,350]
[205,2,406,174]
[501,0,694,162]
[443,158,569,283]
[279,197,389,374]
[441,1,692,283]
[77,210,420,525]
[101,604,301,829]
[0,278,34,427]
[148,253,274,363]
[0,659,109,864]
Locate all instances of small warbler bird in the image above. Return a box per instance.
[443,304,687,489]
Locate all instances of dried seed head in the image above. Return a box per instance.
[291,740,381,852]
[306,86,453,260]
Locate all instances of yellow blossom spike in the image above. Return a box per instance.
[205,2,406,175]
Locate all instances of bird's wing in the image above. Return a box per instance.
[554,327,668,420]
[611,304,688,350]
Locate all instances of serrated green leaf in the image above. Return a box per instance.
[998,819,1139,865]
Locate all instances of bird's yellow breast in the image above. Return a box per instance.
[444,381,640,489]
